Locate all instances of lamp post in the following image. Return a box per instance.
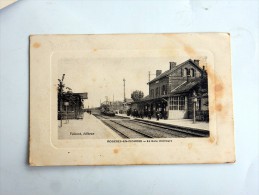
[123,78,126,102]
[64,101,69,124]
[148,71,156,82]
[192,91,197,124]
[60,95,63,127]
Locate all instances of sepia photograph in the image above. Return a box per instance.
[57,57,210,139]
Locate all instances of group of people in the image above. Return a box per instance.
[127,108,167,121]
[86,109,92,115]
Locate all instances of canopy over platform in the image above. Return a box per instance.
[73,92,88,99]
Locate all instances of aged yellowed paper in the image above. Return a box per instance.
[0,0,17,9]
[29,33,235,166]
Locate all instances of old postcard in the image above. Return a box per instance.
[29,33,235,166]
[0,0,17,9]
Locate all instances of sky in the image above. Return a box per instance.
[58,56,207,108]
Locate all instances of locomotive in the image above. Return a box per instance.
[100,104,115,116]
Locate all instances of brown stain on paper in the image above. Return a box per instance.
[206,65,226,114]
[214,83,224,101]
[184,45,196,56]
[205,65,228,145]
[209,136,215,143]
[215,104,223,112]
[188,143,193,150]
[113,148,119,154]
[33,42,41,48]
[215,83,223,92]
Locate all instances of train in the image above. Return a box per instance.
[100,104,116,117]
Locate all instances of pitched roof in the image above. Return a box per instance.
[124,98,134,103]
[73,92,88,99]
[147,69,174,84]
[142,95,150,101]
[147,59,203,84]
[171,79,200,95]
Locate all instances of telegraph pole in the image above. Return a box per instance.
[105,96,108,105]
[123,78,126,102]
[59,74,65,127]
[112,94,114,110]
[148,71,156,82]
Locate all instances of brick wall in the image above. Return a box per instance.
[169,62,203,91]
[149,76,169,98]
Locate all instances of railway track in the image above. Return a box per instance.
[113,119,183,138]
[93,114,209,138]
[93,114,153,139]
[96,114,130,120]
[133,119,209,137]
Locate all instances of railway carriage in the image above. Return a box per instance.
[100,104,115,117]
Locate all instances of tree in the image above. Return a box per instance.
[196,73,208,96]
[196,73,209,107]
[131,90,144,102]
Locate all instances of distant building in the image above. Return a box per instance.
[133,59,209,121]
[101,99,134,114]
[122,98,134,111]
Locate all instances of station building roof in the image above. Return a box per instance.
[147,59,204,84]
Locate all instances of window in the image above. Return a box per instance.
[150,89,154,98]
[172,97,178,110]
[155,88,158,97]
[197,99,201,111]
[161,85,167,95]
[169,96,186,110]
[161,86,164,95]
[190,68,195,77]
[155,87,162,97]
[182,68,188,77]
[179,96,185,110]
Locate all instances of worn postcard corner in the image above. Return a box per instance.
[0,0,17,9]
[29,33,235,166]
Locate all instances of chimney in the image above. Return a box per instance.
[194,59,200,66]
[169,62,177,70]
[156,70,162,77]
[202,66,206,78]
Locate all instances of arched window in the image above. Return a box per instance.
[150,89,154,98]
[162,85,167,95]
[190,68,195,77]
[183,68,188,77]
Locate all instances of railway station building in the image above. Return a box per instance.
[58,92,88,120]
[133,59,209,121]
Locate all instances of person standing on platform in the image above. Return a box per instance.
[148,110,151,119]
[156,110,160,121]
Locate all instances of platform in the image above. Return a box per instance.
[116,114,209,131]
[58,113,121,139]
